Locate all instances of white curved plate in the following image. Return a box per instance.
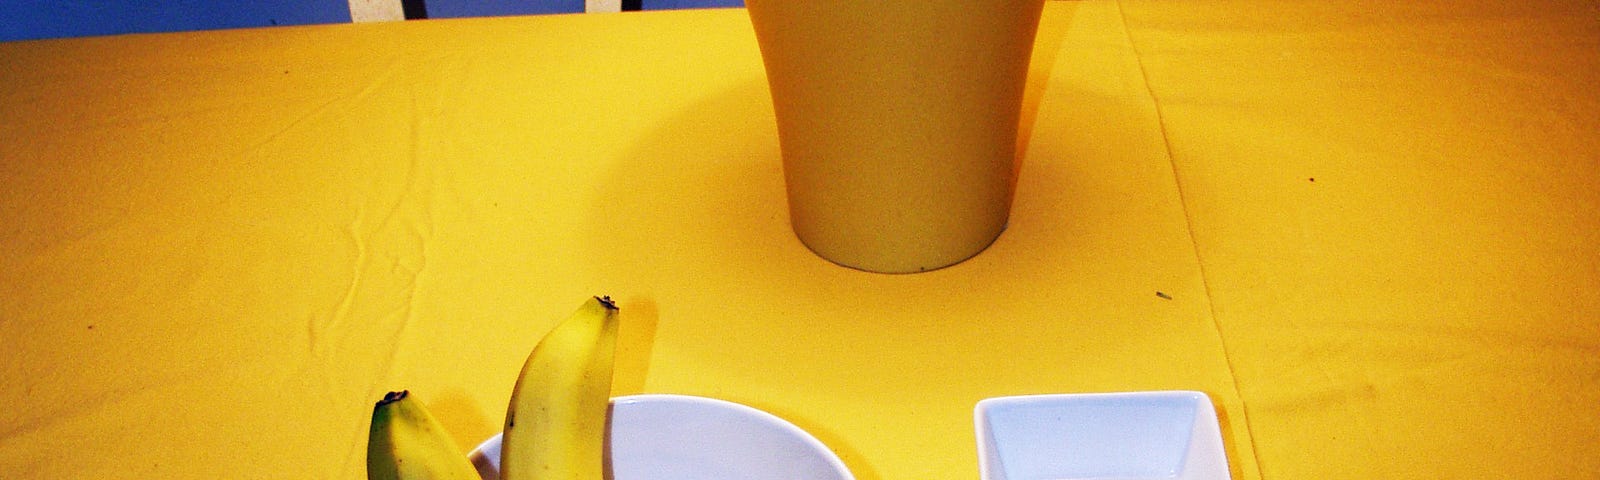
[469,394,854,480]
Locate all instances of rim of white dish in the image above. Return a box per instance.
[472,393,855,480]
[972,390,1218,480]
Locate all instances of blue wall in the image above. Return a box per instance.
[427,0,744,18]
[0,0,747,42]
[640,0,743,9]
[1,0,350,42]
[425,0,584,18]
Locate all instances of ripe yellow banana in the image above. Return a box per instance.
[500,295,620,480]
[367,390,481,480]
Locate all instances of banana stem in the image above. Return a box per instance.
[377,390,409,407]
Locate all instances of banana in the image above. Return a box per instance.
[500,296,621,480]
[367,390,481,480]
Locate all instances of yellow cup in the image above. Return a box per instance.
[747,0,1047,273]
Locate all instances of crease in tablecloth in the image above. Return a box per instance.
[1112,1,1264,478]
[295,54,459,477]
[308,61,436,351]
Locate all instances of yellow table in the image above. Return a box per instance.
[3,2,1596,478]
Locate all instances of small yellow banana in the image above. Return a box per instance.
[500,296,620,480]
[367,390,481,480]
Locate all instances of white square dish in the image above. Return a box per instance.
[975,391,1230,480]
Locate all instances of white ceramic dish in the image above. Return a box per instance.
[974,391,1230,480]
[469,394,854,480]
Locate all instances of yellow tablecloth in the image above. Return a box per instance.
[2,1,1596,478]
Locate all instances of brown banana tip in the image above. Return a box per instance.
[596,295,618,310]
[377,390,409,407]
